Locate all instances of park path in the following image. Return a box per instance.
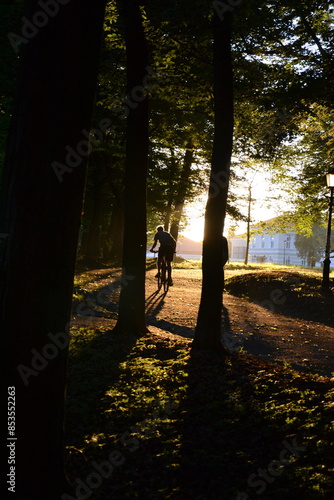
[73,267,334,377]
[145,268,334,377]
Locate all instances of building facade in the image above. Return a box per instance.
[229,231,320,267]
[249,232,306,265]
[228,238,247,262]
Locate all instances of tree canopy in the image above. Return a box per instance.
[1,1,334,495]
[2,1,332,251]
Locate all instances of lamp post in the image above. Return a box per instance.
[321,173,334,290]
[283,239,286,265]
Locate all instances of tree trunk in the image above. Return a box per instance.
[170,141,194,242]
[83,152,112,265]
[84,183,103,264]
[105,162,124,265]
[114,0,149,335]
[193,11,234,351]
[245,185,251,265]
[164,148,177,231]
[109,202,124,265]
[164,198,173,231]
[1,1,106,498]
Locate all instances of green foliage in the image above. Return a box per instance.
[231,1,334,232]
[2,0,334,253]
[68,267,334,497]
[272,105,334,233]
[65,319,334,499]
[294,224,327,264]
[225,270,334,326]
[0,3,23,183]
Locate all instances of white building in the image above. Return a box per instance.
[248,232,306,266]
[229,230,320,267]
[228,238,247,262]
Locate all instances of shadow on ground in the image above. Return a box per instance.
[225,271,334,328]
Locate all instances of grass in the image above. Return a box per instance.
[147,256,202,269]
[225,270,334,327]
[65,265,334,499]
[165,257,330,274]
[66,329,334,500]
[64,326,334,500]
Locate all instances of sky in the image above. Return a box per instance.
[180,172,290,242]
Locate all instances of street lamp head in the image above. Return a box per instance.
[326,173,334,188]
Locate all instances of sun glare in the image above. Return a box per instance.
[181,218,204,242]
[180,171,287,241]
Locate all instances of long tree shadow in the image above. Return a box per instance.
[66,295,334,499]
[221,304,276,359]
[64,322,138,452]
[73,271,195,344]
[145,291,195,338]
[175,348,315,500]
[65,271,143,489]
[172,303,334,499]
[220,304,243,352]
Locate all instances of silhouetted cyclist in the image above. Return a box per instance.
[150,225,176,286]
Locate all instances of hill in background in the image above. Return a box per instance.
[177,236,202,255]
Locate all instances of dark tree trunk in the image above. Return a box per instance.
[164,198,173,231]
[106,162,124,265]
[114,0,149,335]
[84,184,103,264]
[170,141,194,242]
[83,153,110,264]
[164,148,177,231]
[109,202,124,265]
[193,11,234,351]
[0,1,106,498]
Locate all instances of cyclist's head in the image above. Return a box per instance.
[157,225,164,232]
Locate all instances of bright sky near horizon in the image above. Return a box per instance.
[180,172,290,242]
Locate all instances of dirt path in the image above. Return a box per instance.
[145,268,334,376]
[73,267,334,377]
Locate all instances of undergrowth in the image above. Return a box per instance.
[64,326,334,500]
[225,271,334,327]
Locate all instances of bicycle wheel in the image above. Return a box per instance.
[162,260,169,293]
[157,271,162,290]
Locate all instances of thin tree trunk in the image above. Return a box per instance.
[164,147,177,231]
[244,185,251,264]
[170,141,194,242]
[164,198,173,231]
[1,1,106,498]
[193,11,234,351]
[115,0,149,335]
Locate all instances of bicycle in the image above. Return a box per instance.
[153,251,170,293]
